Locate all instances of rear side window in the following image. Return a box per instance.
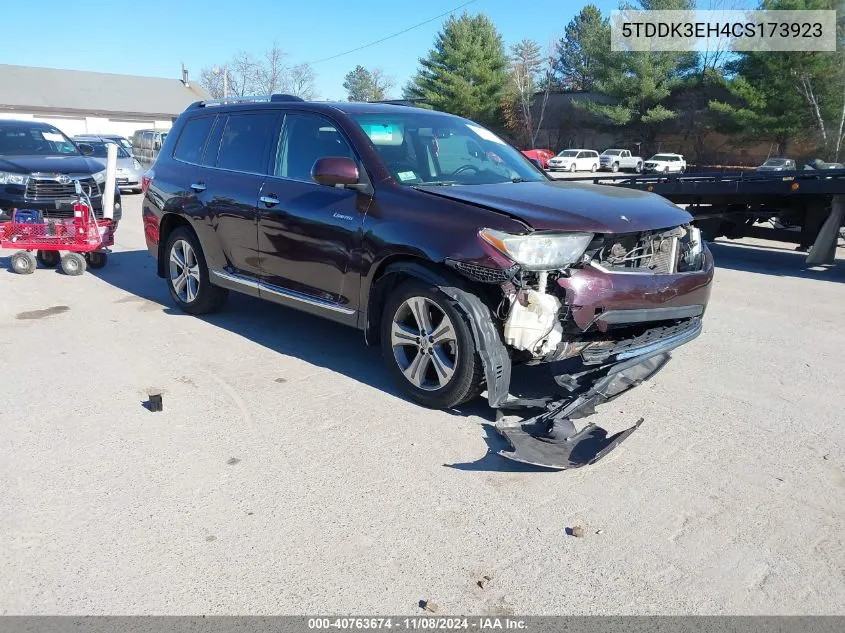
[215,113,277,173]
[173,117,215,164]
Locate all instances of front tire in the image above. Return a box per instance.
[611,162,619,173]
[61,252,86,276]
[165,227,228,315]
[11,251,36,275]
[636,162,643,173]
[569,163,576,173]
[380,280,483,409]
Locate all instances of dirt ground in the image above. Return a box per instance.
[1,195,843,615]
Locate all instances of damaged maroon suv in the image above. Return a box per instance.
[143,95,713,468]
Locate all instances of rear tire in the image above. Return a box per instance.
[380,280,483,409]
[11,251,36,275]
[36,250,60,268]
[61,252,87,276]
[86,252,108,269]
[165,226,228,315]
[591,163,597,172]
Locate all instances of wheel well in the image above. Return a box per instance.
[364,256,467,346]
[156,214,192,277]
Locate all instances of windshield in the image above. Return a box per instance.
[0,125,80,156]
[85,140,130,159]
[351,112,544,186]
[763,158,788,166]
[650,154,675,161]
[602,150,623,155]
[557,150,579,157]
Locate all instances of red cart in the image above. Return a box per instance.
[0,181,114,276]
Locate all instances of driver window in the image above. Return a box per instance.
[275,113,355,182]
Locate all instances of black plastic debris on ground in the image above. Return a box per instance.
[143,392,163,412]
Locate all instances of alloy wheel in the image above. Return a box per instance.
[390,296,458,391]
[169,239,201,303]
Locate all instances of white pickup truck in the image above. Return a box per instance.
[599,149,643,173]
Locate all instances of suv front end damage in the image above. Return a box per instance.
[450,223,713,469]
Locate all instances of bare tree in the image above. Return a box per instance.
[508,39,544,147]
[223,51,259,97]
[287,64,318,100]
[370,68,395,100]
[199,67,225,98]
[531,44,556,148]
[200,44,318,100]
[256,42,287,94]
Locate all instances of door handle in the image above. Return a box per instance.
[190,182,206,192]
[260,195,280,208]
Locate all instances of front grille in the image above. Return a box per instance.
[25,176,101,202]
[41,207,107,220]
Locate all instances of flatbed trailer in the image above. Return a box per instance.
[566,169,845,265]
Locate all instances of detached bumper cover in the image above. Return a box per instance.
[497,351,670,469]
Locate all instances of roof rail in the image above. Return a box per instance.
[193,93,305,108]
[368,99,431,107]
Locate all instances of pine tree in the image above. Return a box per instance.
[553,4,608,91]
[406,12,508,126]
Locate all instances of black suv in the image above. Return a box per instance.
[143,95,712,464]
[0,120,122,223]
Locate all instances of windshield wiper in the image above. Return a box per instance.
[414,181,457,187]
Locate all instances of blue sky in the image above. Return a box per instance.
[3,0,619,100]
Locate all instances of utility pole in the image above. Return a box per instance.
[212,66,228,98]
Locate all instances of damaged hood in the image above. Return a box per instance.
[416,180,691,233]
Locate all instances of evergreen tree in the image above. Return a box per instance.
[406,12,508,126]
[553,4,608,91]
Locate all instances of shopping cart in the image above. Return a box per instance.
[0,179,115,275]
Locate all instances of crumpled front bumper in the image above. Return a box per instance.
[496,350,671,469]
[556,245,714,332]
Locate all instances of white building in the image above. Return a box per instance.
[0,64,209,138]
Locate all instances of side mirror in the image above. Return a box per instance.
[77,143,94,156]
[312,157,360,187]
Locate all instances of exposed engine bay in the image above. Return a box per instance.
[498,224,705,363]
[449,223,710,469]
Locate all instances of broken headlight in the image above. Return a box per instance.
[678,226,704,271]
[480,229,593,271]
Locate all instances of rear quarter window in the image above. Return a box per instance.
[173,117,215,164]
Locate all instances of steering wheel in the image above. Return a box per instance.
[452,164,480,176]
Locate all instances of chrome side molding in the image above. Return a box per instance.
[210,269,355,315]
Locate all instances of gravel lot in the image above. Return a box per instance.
[1,194,844,615]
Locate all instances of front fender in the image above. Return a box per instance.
[372,261,512,408]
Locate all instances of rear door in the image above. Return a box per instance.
[576,151,589,171]
[195,110,279,278]
[257,111,367,312]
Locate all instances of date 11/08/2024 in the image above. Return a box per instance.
[308,617,527,630]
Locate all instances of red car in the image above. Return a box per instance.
[521,148,555,169]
